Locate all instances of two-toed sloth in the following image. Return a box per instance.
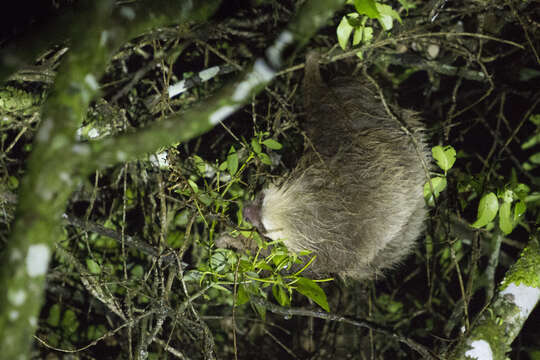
[240,53,430,280]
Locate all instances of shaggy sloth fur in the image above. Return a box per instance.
[246,54,430,280]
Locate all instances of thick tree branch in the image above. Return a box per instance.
[448,238,540,360]
[0,1,220,357]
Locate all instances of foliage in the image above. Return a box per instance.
[336,0,403,56]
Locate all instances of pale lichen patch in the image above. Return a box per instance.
[120,6,136,20]
[209,105,238,125]
[72,143,91,156]
[26,244,51,277]
[59,172,72,185]
[9,310,19,321]
[100,30,109,47]
[150,151,169,168]
[36,118,53,142]
[88,128,100,139]
[232,59,275,102]
[464,340,493,360]
[199,66,220,82]
[500,283,540,320]
[116,151,128,162]
[266,31,293,68]
[29,316,37,327]
[8,289,27,306]
[84,74,99,91]
[168,80,187,98]
[10,249,23,262]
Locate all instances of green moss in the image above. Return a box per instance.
[501,239,540,290]
[0,86,42,115]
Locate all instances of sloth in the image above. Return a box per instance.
[238,53,430,280]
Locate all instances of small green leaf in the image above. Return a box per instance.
[198,193,213,206]
[529,152,540,164]
[130,265,144,279]
[7,176,19,190]
[61,309,79,335]
[521,133,540,150]
[423,176,447,204]
[227,146,239,175]
[253,301,266,320]
[471,192,499,229]
[192,155,207,174]
[501,189,513,203]
[352,0,380,18]
[375,4,393,30]
[258,152,272,165]
[337,15,355,50]
[251,138,262,154]
[272,284,290,307]
[86,259,101,275]
[262,138,283,150]
[432,145,456,172]
[188,179,199,193]
[294,277,330,312]
[236,284,250,306]
[47,304,61,327]
[398,0,416,10]
[514,200,526,218]
[353,26,373,45]
[499,202,513,235]
[529,114,540,126]
[376,4,402,31]
[514,183,530,198]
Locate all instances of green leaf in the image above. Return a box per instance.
[7,176,19,190]
[258,152,272,165]
[471,192,499,229]
[86,259,101,275]
[499,202,513,235]
[337,15,355,50]
[47,304,61,327]
[188,179,199,193]
[514,200,526,218]
[61,309,79,335]
[501,189,513,203]
[514,183,530,199]
[521,133,540,150]
[251,138,262,154]
[130,265,144,279]
[423,176,447,204]
[529,114,540,126]
[192,155,207,174]
[353,26,373,45]
[294,277,330,312]
[375,4,395,30]
[272,284,290,307]
[432,145,456,172]
[398,0,416,10]
[352,0,380,18]
[376,3,402,30]
[529,152,540,164]
[253,301,266,320]
[262,138,283,150]
[236,284,250,306]
[227,146,239,175]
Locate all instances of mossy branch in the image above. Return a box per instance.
[448,238,540,360]
[0,0,346,357]
[0,0,220,357]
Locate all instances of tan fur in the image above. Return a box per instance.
[259,54,430,280]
